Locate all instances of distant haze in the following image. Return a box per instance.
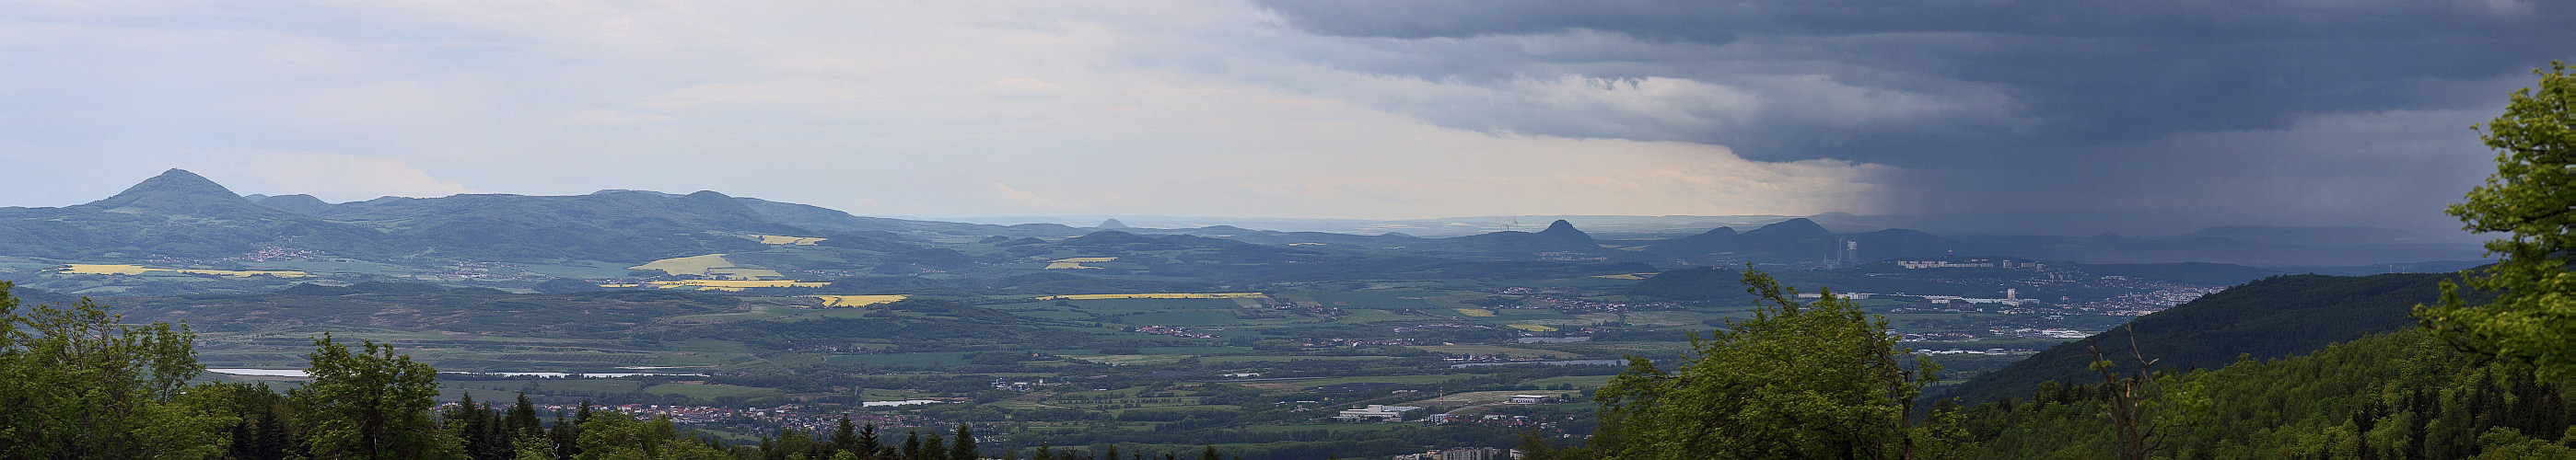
[0,1,2565,236]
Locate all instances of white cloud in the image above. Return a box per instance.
[0,0,1894,219]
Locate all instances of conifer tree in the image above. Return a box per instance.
[857,422,886,457]
[950,424,979,460]
[831,417,860,457]
[921,432,947,460]
[507,392,542,438]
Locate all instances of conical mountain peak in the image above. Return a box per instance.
[82,168,277,217]
[1535,219,1592,244]
[117,168,237,197]
[1098,219,1130,229]
[1743,218,1829,236]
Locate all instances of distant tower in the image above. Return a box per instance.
[2006,289,2018,301]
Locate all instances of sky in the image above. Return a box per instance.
[0,0,2565,235]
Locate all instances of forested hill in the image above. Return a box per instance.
[1935,271,2480,404]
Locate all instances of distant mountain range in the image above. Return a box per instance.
[0,169,2490,295]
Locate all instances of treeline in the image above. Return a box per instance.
[0,282,1253,460]
[1962,329,2575,458]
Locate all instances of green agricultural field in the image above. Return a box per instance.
[1010,309,1100,320]
[1331,309,1416,323]
[664,339,752,354]
[1128,346,1247,355]
[1064,297,1246,313]
[1240,316,1323,326]
[442,378,645,397]
[1067,354,1194,366]
[1554,340,1693,357]
[644,383,786,399]
[1194,355,1402,364]
[1879,313,1972,328]
[1521,374,1614,388]
[1486,308,1579,320]
[1306,290,1451,310]
[1241,423,1410,434]
[1105,404,1241,417]
[1229,374,1474,389]
[824,352,973,367]
[1116,310,1242,327]
[859,388,931,399]
[1408,345,1583,359]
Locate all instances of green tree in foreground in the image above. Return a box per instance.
[2081,326,2211,460]
[1965,329,2576,458]
[0,282,231,458]
[1591,269,1964,459]
[574,410,731,459]
[950,423,979,460]
[295,332,464,460]
[2418,61,2576,379]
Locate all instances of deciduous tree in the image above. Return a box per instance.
[1591,269,1959,459]
[2419,61,2576,378]
[0,282,230,459]
[294,332,463,459]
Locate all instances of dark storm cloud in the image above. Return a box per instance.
[1257,0,2570,162]
[1253,0,2575,233]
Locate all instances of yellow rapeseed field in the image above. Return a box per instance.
[1035,293,1268,300]
[1454,308,1498,317]
[1053,257,1118,262]
[1043,262,1102,270]
[1507,324,1559,332]
[62,264,310,278]
[810,294,908,307]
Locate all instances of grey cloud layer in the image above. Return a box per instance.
[1256,0,2570,161]
[1253,0,2573,232]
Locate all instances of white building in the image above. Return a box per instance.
[1505,395,1552,404]
[1336,404,1422,422]
[1440,447,1504,460]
